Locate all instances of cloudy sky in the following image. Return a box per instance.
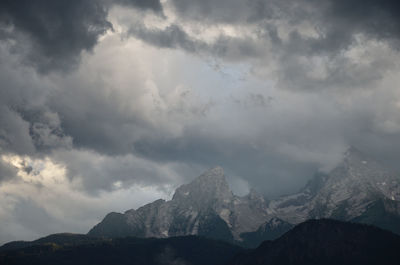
[1,0,400,243]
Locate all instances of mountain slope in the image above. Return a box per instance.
[229,219,400,265]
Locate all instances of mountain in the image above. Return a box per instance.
[268,147,400,233]
[228,219,400,265]
[0,234,243,265]
[88,147,400,246]
[88,167,280,245]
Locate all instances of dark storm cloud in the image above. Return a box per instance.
[0,0,112,72]
[323,0,400,43]
[0,0,163,72]
[0,56,72,157]
[170,0,400,42]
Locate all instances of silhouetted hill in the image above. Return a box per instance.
[228,219,400,265]
[0,235,243,265]
[0,233,104,252]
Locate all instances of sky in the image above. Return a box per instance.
[1,0,400,243]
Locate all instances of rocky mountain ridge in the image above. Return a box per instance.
[88,147,400,246]
[89,166,273,245]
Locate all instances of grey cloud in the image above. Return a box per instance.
[0,52,73,157]
[129,0,400,91]
[130,23,265,61]
[0,106,35,155]
[169,0,279,23]
[50,149,202,195]
[114,0,163,12]
[170,0,400,42]
[323,0,400,43]
[131,24,205,53]
[0,156,18,182]
[0,0,112,72]
[131,117,348,196]
[0,0,163,72]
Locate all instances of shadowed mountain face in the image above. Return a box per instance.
[88,147,400,247]
[228,219,400,265]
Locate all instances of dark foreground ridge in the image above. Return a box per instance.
[2,219,400,265]
[0,235,243,265]
[228,219,400,265]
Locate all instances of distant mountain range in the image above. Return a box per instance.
[88,147,400,247]
[1,219,399,265]
[2,147,400,265]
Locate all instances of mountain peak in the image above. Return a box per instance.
[190,166,227,186]
[344,146,367,160]
[172,166,233,205]
[199,166,224,178]
[341,146,380,174]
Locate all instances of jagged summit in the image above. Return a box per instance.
[344,146,379,169]
[177,166,227,190]
[172,166,232,203]
[334,146,397,188]
[344,145,364,158]
[203,166,225,177]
